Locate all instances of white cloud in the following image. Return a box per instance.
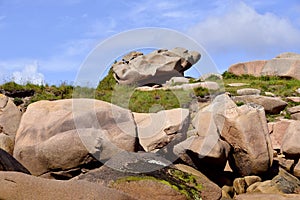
[12,62,45,85]
[188,2,300,55]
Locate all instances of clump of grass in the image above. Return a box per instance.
[193,87,209,98]
[235,101,244,107]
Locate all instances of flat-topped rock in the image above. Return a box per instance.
[286,97,300,103]
[232,95,288,114]
[237,88,261,95]
[228,52,300,80]
[227,83,249,87]
[135,81,220,91]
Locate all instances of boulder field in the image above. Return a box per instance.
[0,49,299,200]
[0,92,298,199]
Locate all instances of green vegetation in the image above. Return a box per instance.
[94,68,213,112]
[0,70,299,118]
[13,97,23,106]
[235,101,245,107]
[0,81,74,106]
[223,71,300,122]
[222,71,300,97]
[114,168,202,200]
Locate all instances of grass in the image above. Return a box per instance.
[93,68,214,113]
[0,81,74,106]
[222,71,300,97]
[0,70,299,116]
[95,84,200,113]
[223,71,300,122]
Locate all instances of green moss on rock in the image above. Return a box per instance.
[114,168,203,200]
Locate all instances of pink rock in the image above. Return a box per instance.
[269,120,293,150]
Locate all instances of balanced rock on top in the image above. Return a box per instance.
[112,47,201,86]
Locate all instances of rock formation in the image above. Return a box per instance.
[0,94,22,154]
[0,50,299,199]
[228,52,300,80]
[113,47,201,86]
[13,99,139,178]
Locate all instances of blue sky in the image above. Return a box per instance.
[0,0,300,85]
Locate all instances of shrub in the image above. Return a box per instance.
[0,81,24,91]
[222,71,239,79]
[97,67,117,91]
[13,97,23,106]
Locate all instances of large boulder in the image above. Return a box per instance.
[207,94,273,176]
[0,94,22,154]
[228,52,300,80]
[228,60,267,77]
[177,94,273,176]
[174,106,231,171]
[133,108,189,152]
[174,136,231,171]
[173,102,231,171]
[174,164,222,200]
[268,119,293,150]
[13,99,138,177]
[76,151,220,200]
[220,102,273,176]
[232,95,287,114]
[113,47,201,86]
[0,94,22,136]
[281,120,300,159]
[0,171,134,200]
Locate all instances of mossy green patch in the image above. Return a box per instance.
[114,168,203,200]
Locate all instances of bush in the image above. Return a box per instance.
[0,81,24,91]
[193,87,209,98]
[222,71,239,79]
[97,67,117,91]
[13,97,23,106]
